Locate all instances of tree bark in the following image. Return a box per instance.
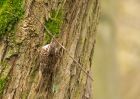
[0,0,99,99]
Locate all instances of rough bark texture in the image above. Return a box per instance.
[0,0,99,99]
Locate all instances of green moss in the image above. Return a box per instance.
[30,67,37,80]
[45,9,64,43]
[0,61,7,68]
[0,0,6,8]
[0,77,6,95]
[0,61,10,95]
[52,84,59,93]
[0,0,24,38]
[21,91,28,99]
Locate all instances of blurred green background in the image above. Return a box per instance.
[93,0,140,99]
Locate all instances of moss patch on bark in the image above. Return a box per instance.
[0,77,7,95]
[0,0,24,38]
[45,9,64,43]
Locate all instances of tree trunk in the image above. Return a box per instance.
[0,0,99,99]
